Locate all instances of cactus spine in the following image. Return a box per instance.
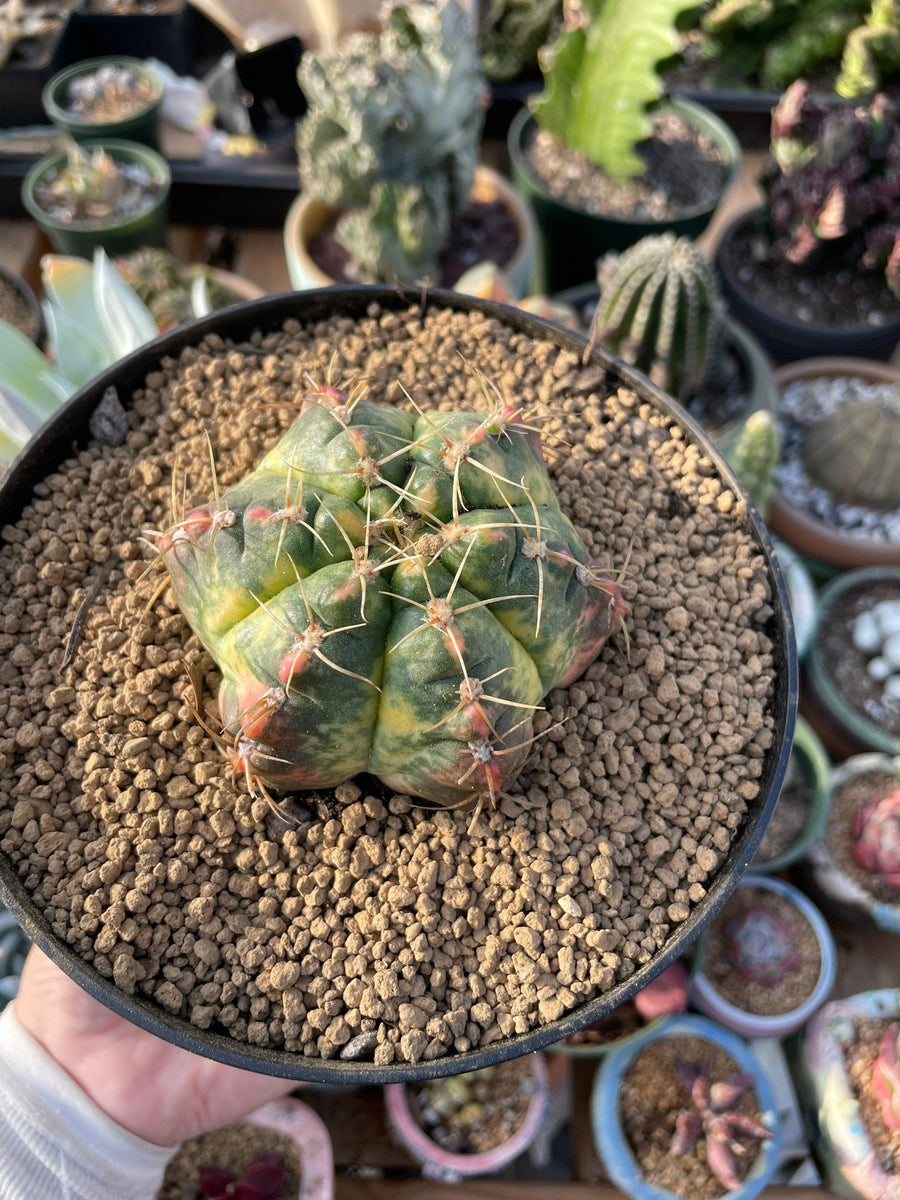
[591,233,726,402]
[155,372,627,822]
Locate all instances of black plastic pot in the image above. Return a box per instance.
[0,286,797,1084]
[0,8,74,127]
[715,207,900,365]
[65,0,190,74]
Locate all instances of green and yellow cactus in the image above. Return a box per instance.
[156,372,627,820]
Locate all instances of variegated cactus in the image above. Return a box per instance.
[156,372,627,820]
[591,233,726,401]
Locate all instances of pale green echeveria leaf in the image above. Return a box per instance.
[0,318,74,421]
[532,0,698,181]
[0,372,73,471]
[42,297,116,391]
[92,247,159,357]
[190,273,212,318]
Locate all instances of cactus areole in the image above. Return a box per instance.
[157,376,627,816]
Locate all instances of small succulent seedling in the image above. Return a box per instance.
[197,1150,286,1200]
[852,790,900,886]
[872,1025,900,1131]
[34,137,159,225]
[671,1059,773,1191]
[151,367,628,828]
[723,906,800,985]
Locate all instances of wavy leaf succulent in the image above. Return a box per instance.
[154,370,627,824]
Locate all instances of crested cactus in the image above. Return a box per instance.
[872,1026,900,1130]
[478,0,561,82]
[295,0,485,285]
[765,80,900,298]
[836,0,900,99]
[155,372,627,820]
[852,790,900,885]
[590,233,726,401]
[803,385,900,510]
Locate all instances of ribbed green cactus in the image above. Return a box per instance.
[156,373,627,818]
[804,387,900,509]
[295,0,485,284]
[725,410,781,516]
[590,233,726,401]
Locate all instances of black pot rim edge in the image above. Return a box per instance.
[0,284,798,1083]
[0,263,45,348]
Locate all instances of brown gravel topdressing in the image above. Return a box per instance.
[0,303,777,1067]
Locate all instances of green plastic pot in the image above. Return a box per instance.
[42,56,164,148]
[21,138,171,259]
[752,715,832,874]
[508,97,741,294]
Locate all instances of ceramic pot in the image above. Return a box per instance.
[508,98,741,294]
[803,753,900,931]
[772,538,817,662]
[766,358,900,574]
[384,1053,549,1182]
[752,715,831,874]
[282,165,538,299]
[789,988,900,1200]
[591,1013,781,1200]
[803,567,900,759]
[715,208,900,365]
[0,904,30,1009]
[21,138,171,259]
[689,873,837,1038]
[0,286,797,1084]
[42,55,164,148]
[0,264,45,348]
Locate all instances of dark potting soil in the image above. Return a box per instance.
[718,218,900,332]
[525,108,730,221]
[620,1034,767,1199]
[818,579,900,740]
[826,772,900,906]
[754,755,810,865]
[157,1123,299,1199]
[702,886,821,1016]
[0,305,778,1066]
[844,1017,900,1177]
[308,198,519,288]
[410,1056,535,1153]
[0,276,38,341]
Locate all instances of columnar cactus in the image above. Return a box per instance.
[156,372,627,818]
[591,233,726,402]
[872,1025,900,1130]
[852,790,900,885]
[726,410,781,517]
[295,0,485,285]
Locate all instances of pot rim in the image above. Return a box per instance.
[20,137,171,234]
[0,263,45,348]
[591,1012,781,1200]
[689,872,838,1036]
[752,713,831,873]
[0,285,798,1083]
[507,97,742,226]
[715,208,900,341]
[42,54,164,132]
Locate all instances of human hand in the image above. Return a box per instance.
[15,946,294,1147]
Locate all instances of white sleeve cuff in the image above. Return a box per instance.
[0,1004,174,1200]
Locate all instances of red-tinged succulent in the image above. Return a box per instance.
[197,1150,286,1199]
[723,907,800,985]
[154,369,627,824]
[852,790,900,887]
[671,1061,773,1191]
[872,1025,900,1131]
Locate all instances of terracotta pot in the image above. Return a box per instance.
[591,1013,781,1200]
[689,873,837,1039]
[766,358,900,574]
[384,1053,549,1182]
[788,988,900,1200]
[283,165,537,299]
[803,753,900,931]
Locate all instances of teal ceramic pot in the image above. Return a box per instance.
[21,138,171,259]
[771,538,817,661]
[0,904,30,1009]
[591,1013,781,1200]
[42,56,164,148]
[752,714,831,874]
[689,873,837,1038]
[788,989,900,1200]
[508,98,741,294]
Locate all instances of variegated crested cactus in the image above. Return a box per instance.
[155,372,627,821]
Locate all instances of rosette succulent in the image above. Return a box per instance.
[872,1025,900,1130]
[155,372,627,820]
[724,907,800,984]
[852,790,900,885]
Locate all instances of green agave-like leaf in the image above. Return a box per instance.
[190,273,212,318]
[533,0,698,180]
[42,297,116,391]
[92,247,159,358]
[0,319,74,420]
